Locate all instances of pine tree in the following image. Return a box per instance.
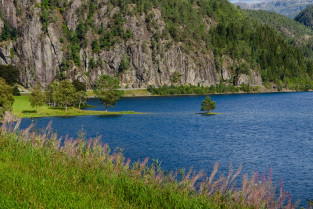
[201,96,216,113]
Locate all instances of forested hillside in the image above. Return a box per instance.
[245,10,313,65]
[295,4,313,29]
[0,0,313,90]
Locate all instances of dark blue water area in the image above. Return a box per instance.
[19,92,313,206]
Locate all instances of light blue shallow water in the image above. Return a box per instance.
[19,92,313,206]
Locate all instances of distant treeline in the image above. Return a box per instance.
[148,79,313,95]
[147,84,259,95]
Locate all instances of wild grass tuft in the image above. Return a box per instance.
[0,119,297,208]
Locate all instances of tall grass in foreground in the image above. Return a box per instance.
[0,120,298,208]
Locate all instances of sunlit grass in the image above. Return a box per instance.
[12,96,139,118]
[123,89,150,96]
[86,89,150,97]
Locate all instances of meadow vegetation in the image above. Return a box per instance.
[12,96,137,118]
[0,120,298,208]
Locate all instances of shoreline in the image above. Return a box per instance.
[120,88,309,98]
[20,87,310,98]
[15,110,142,119]
[12,96,143,119]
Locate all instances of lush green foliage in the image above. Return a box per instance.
[76,91,88,109]
[94,75,124,111]
[210,18,311,85]
[0,65,19,86]
[294,5,313,30]
[147,84,259,95]
[201,96,216,113]
[0,21,17,41]
[53,80,77,111]
[246,10,313,39]
[245,10,313,63]
[0,78,14,116]
[44,81,59,105]
[12,96,137,118]
[118,55,130,73]
[12,86,20,96]
[29,82,45,113]
[72,79,86,92]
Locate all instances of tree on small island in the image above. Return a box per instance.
[201,96,216,114]
[30,82,44,113]
[94,75,124,111]
[0,78,14,117]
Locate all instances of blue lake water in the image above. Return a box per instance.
[19,92,313,206]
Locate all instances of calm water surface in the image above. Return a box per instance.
[20,92,313,205]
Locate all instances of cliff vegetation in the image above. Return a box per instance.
[0,0,313,91]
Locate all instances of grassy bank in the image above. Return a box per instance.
[12,96,138,118]
[0,122,296,208]
[123,89,150,97]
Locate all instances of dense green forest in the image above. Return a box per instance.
[295,4,313,30]
[2,0,313,90]
[245,10,313,39]
[147,83,259,95]
[245,10,313,64]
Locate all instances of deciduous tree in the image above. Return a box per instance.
[94,75,124,111]
[45,81,59,106]
[0,78,14,116]
[76,91,88,109]
[30,82,45,113]
[0,65,19,86]
[72,79,86,92]
[53,80,77,111]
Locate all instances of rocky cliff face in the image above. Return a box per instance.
[0,0,260,89]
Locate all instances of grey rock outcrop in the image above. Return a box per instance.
[0,0,260,89]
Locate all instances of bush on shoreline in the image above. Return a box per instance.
[0,120,297,208]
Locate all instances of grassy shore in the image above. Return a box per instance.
[0,122,296,208]
[123,89,150,97]
[86,89,150,97]
[12,96,138,118]
[206,112,222,115]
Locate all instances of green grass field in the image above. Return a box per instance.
[12,96,138,118]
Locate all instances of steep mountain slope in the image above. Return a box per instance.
[245,10,313,60]
[235,0,313,18]
[294,4,313,29]
[0,0,312,90]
